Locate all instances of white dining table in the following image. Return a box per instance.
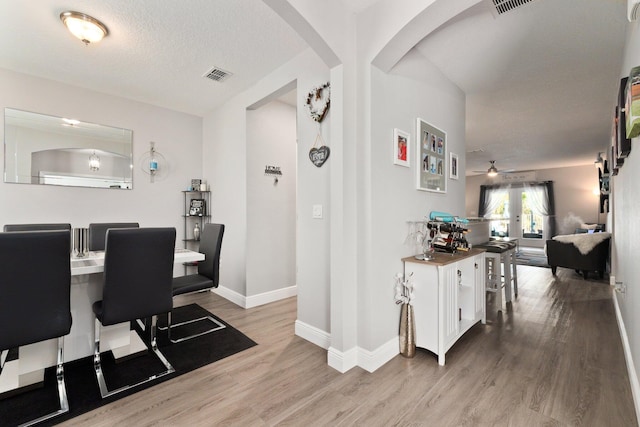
[0,248,204,394]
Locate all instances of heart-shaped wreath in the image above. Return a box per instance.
[305,82,330,123]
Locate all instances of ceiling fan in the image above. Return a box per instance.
[473,160,515,177]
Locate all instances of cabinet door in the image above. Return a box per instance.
[474,254,486,322]
[440,264,459,351]
[456,257,476,325]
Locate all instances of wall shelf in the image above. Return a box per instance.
[182,189,211,273]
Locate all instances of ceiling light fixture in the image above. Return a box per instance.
[594,151,604,168]
[487,160,498,177]
[89,151,100,171]
[60,11,108,45]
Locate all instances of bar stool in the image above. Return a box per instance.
[476,241,518,313]
[508,247,518,297]
[0,230,72,426]
[484,252,503,310]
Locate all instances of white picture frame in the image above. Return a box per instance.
[393,128,410,167]
[416,118,446,193]
[449,152,459,180]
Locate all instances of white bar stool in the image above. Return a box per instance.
[484,252,503,311]
[477,240,519,313]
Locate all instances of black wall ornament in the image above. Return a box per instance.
[306,82,331,167]
[309,145,330,168]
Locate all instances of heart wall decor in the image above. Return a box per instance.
[305,82,330,123]
[309,146,330,167]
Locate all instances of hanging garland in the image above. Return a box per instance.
[305,82,330,123]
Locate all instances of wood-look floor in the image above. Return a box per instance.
[59,266,637,426]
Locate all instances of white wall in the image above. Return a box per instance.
[361,50,466,351]
[0,68,202,233]
[612,16,640,420]
[465,164,601,236]
[203,49,331,330]
[246,100,297,297]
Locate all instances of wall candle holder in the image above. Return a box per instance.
[140,141,167,183]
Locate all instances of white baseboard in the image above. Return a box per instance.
[211,286,246,308]
[295,320,331,349]
[246,285,297,308]
[214,287,400,374]
[326,338,400,374]
[358,337,399,373]
[328,346,358,373]
[211,285,297,309]
[613,293,640,423]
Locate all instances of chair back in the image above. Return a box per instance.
[88,222,139,251]
[0,230,71,350]
[3,223,72,232]
[100,227,175,326]
[198,223,225,286]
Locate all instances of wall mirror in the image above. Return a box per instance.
[4,108,133,189]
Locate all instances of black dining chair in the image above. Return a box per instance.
[164,223,226,344]
[0,230,72,426]
[87,222,139,251]
[3,223,72,232]
[92,227,176,398]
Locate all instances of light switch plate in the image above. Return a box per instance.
[312,204,323,219]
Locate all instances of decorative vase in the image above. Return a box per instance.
[399,303,416,358]
[73,227,89,258]
[193,222,201,241]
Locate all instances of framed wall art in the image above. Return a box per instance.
[393,128,410,167]
[618,77,632,160]
[416,118,446,193]
[449,152,459,180]
[626,66,640,139]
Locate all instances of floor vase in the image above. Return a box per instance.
[399,303,416,358]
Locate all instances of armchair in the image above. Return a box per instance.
[546,233,610,279]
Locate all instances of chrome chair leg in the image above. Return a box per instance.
[93,316,175,399]
[160,310,226,344]
[17,337,70,427]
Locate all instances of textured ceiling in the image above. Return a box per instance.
[413,0,629,175]
[0,0,630,175]
[0,0,308,116]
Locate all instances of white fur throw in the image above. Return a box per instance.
[552,232,611,255]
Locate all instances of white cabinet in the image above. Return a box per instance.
[403,249,486,365]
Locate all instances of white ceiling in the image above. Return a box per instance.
[0,0,630,175]
[414,0,629,175]
[0,0,308,116]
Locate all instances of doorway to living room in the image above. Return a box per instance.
[484,185,552,249]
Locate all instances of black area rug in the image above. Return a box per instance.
[515,250,550,268]
[0,304,256,426]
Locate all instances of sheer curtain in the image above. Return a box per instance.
[479,181,556,236]
[478,185,509,218]
[523,181,556,237]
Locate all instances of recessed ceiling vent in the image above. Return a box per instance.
[203,66,233,83]
[490,0,537,16]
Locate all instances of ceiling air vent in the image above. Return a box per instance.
[629,0,640,22]
[490,0,537,16]
[203,66,233,83]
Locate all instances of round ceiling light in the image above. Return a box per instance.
[60,11,108,45]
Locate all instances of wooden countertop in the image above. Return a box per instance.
[402,247,485,267]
